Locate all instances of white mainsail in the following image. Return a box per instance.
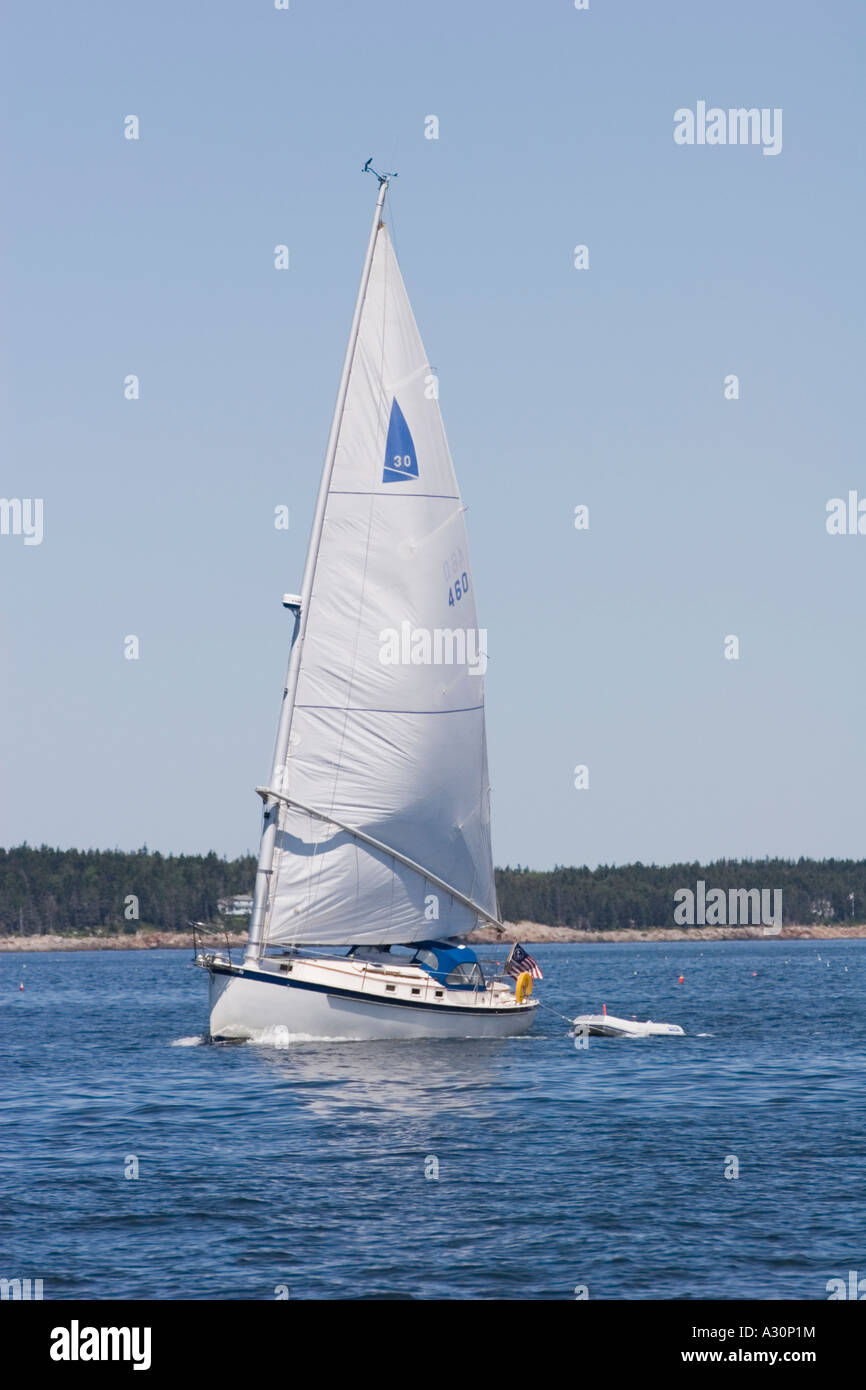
[262,217,498,947]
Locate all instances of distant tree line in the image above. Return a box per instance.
[0,845,256,936]
[496,860,866,929]
[1,845,865,935]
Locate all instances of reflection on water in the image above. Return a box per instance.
[2,939,865,1298]
[248,1034,507,1122]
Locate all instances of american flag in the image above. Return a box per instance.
[505,943,543,980]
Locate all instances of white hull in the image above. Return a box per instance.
[203,954,537,1042]
[573,1013,684,1039]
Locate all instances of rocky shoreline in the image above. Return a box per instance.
[469,921,866,944]
[0,931,250,953]
[1,921,865,952]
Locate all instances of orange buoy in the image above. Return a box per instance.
[678,974,684,983]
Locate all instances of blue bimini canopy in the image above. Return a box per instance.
[410,940,484,990]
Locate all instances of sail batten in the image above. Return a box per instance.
[262,218,497,948]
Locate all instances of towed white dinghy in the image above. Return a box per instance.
[195,166,537,1042]
[573,1011,685,1038]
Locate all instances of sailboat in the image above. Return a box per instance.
[195,165,538,1041]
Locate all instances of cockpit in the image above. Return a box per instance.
[347,940,485,991]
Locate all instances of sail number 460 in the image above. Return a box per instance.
[448,572,469,606]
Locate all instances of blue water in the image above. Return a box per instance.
[1,939,864,1300]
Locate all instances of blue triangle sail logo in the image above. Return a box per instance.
[382,398,419,483]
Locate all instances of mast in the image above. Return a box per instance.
[245,168,392,963]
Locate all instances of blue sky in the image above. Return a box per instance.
[2,0,864,868]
